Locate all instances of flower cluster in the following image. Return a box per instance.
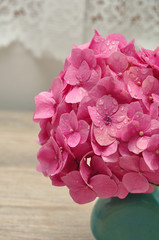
[33,31,159,204]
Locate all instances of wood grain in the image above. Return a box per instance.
[0,111,95,240]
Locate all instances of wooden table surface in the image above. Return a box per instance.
[0,111,95,240]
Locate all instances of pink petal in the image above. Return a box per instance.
[65,87,88,103]
[139,157,152,172]
[121,121,139,142]
[102,152,119,163]
[68,132,81,148]
[123,172,149,193]
[142,75,159,95]
[69,110,78,131]
[106,33,127,48]
[72,142,92,161]
[96,95,118,117]
[127,102,143,119]
[71,48,83,68]
[83,70,99,91]
[59,113,72,136]
[90,174,117,198]
[133,112,151,132]
[136,136,149,151]
[102,141,119,157]
[121,40,136,57]
[111,104,128,123]
[55,127,74,157]
[119,142,134,156]
[91,126,117,159]
[147,134,159,151]
[91,156,112,176]
[77,96,95,120]
[142,151,158,170]
[69,188,96,204]
[80,158,93,184]
[152,93,159,103]
[88,84,106,102]
[144,184,155,193]
[89,30,119,57]
[107,52,128,73]
[51,77,63,103]
[38,119,52,145]
[97,76,115,95]
[62,171,96,204]
[50,174,65,186]
[145,119,159,135]
[52,101,71,128]
[119,155,140,172]
[143,169,159,185]
[62,171,84,189]
[34,92,55,121]
[150,103,158,119]
[115,182,128,199]
[128,136,142,154]
[94,125,116,146]
[37,140,61,176]
[88,106,104,127]
[82,48,96,68]
[78,120,90,144]
[127,80,143,99]
[76,60,91,82]
[64,65,78,85]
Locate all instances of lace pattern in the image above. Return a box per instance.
[0,0,86,60]
[85,0,159,50]
[0,0,159,60]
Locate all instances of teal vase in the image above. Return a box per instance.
[91,187,159,240]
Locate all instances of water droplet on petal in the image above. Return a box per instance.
[117,116,124,122]
[117,124,122,130]
[98,99,104,105]
[124,119,128,124]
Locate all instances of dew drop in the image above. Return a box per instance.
[98,99,104,105]
[120,106,124,111]
[124,119,128,124]
[117,116,124,122]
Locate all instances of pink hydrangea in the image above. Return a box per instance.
[33,30,159,204]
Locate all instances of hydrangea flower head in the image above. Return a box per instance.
[34,31,159,204]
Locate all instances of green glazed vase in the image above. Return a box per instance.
[91,187,159,240]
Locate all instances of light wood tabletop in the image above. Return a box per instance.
[0,111,95,240]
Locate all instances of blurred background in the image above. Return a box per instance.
[0,1,159,239]
[0,0,159,111]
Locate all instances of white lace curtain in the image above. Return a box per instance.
[0,0,159,61]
